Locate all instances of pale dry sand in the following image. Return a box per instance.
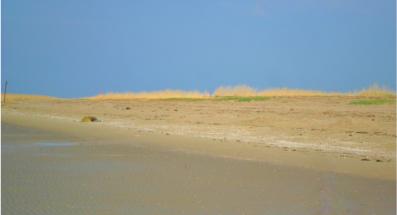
[1,95,396,179]
[2,123,396,215]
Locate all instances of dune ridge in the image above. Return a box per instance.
[89,84,395,100]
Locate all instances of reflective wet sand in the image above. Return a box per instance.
[2,123,395,215]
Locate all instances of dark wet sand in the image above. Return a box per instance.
[2,123,396,215]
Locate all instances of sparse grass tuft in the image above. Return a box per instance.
[350,98,395,105]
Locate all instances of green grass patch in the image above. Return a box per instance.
[215,96,270,102]
[350,98,395,105]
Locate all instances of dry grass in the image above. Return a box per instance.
[213,85,257,97]
[214,84,395,98]
[213,85,341,97]
[354,84,395,98]
[1,94,56,104]
[258,88,338,97]
[89,85,395,100]
[91,90,211,100]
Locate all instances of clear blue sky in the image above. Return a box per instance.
[2,0,396,97]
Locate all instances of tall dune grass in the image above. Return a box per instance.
[258,88,340,97]
[354,84,395,98]
[213,84,395,97]
[92,90,210,100]
[213,85,340,97]
[89,84,395,100]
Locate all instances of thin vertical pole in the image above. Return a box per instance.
[3,80,8,104]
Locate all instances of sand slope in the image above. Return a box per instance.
[2,95,396,179]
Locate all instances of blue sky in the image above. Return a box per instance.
[2,0,396,97]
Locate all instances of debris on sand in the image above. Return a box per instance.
[81,116,99,122]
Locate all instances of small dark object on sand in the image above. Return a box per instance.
[125,107,131,110]
[361,158,370,161]
[376,159,383,162]
[81,116,98,122]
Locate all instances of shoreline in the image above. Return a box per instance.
[2,107,395,181]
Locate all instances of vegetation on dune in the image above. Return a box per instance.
[83,84,396,101]
[258,88,333,97]
[91,90,210,100]
[213,85,334,97]
[354,84,396,98]
[349,85,396,105]
[214,84,396,98]
[213,85,257,97]
[227,84,395,98]
[215,96,270,102]
[350,98,395,105]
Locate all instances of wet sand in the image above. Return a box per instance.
[2,123,396,215]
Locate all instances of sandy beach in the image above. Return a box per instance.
[2,95,396,179]
[3,122,396,214]
[1,94,396,214]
